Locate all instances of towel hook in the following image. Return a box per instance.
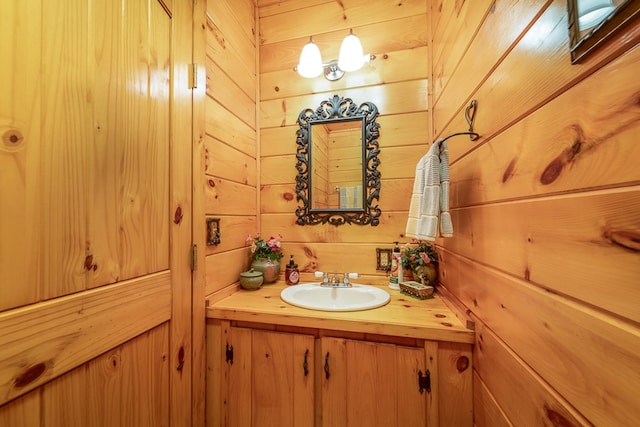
[465,100,478,141]
[437,99,480,146]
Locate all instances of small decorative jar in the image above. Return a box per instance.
[239,268,263,290]
[413,264,437,286]
[250,258,281,284]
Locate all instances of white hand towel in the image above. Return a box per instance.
[405,139,453,240]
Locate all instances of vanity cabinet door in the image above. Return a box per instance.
[224,327,315,427]
[318,337,428,427]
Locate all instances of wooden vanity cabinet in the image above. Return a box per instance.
[207,320,472,427]
[318,337,429,427]
[209,324,315,427]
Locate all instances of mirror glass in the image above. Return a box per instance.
[568,0,640,63]
[295,95,380,226]
[310,119,363,210]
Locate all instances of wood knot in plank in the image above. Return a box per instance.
[2,129,25,151]
[14,363,47,388]
[84,254,97,271]
[540,127,586,185]
[174,206,183,224]
[544,405,574,427]
[502,158,517,183]
[456,356,469,372]
[606,229,640,251]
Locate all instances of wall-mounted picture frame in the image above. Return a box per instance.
[376,248,392,271]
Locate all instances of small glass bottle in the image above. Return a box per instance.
[285,255,299,285]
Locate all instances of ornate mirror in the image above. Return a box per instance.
[295,95,381,226]
[568,0,640,63]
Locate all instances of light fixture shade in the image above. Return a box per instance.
[577,0,614,29]
[297,38,323,78]
[337,32,365,72]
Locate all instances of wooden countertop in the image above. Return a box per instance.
[206,283,475,344]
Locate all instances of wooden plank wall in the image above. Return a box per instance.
[0,0,196,424]
[428,0,640,426]
[258,0,430,285]
[203,0,259,298]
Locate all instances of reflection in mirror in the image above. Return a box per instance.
[295,95,380,226]
[310,120,363,210]
[568,0,640,63]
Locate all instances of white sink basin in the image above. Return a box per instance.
[280,283,390,312]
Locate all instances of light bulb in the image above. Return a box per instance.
[297,38,323,78]
[338,31,365,72]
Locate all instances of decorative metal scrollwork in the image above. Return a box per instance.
[295,95,381,226]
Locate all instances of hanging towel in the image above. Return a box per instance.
[339,185,363,209]
[405,139,453,240]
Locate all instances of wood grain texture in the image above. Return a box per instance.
[207,0,256,75]
[428,0,640,424]
[205,135,258,185]
[170,0,197,424]
[203,0,259,298]
[205,18,256,100]
[440,249,640,426]
[205,248,254,296]
[226,326,252,427]
[0,0,43,311]
[0,272,171,406]
[193,2,210,423]
[450,43,640,204]
[206,57,256,125]
[472,317,589,426]
[448,188,640,323]
[1,0,192,424]
[260,80,428,128]
[0,390,40,426]
[437,341,473,426]
[472,372,513,427]
[259,0,426,46]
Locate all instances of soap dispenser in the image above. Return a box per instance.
[285,255,299,285]
[389,242,401,290]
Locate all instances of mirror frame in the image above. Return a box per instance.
[295,95,381,226]
[568,0,640,63]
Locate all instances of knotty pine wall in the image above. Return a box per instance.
[430,1,640,426]
[1,0,198,425]
[203,1,639,425]
[203,0,260,298]
[258,0,430,285]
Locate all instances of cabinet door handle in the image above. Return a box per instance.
[324,352,330,380]
[303,349,309,377]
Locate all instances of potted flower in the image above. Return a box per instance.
[246,233,284,283]
[401,239,439,286]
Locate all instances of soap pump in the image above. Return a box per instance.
[389,242,401,290]
[285,255,299,285]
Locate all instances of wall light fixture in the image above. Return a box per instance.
[295,30,374,81]
[577,0,615,29]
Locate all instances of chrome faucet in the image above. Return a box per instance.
[315,271,358,287]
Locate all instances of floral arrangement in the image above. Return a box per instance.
[401,239,439,272]
[246,233,284,261]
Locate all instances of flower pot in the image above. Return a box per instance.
[250,258,281,284]
[413,264,437,286]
